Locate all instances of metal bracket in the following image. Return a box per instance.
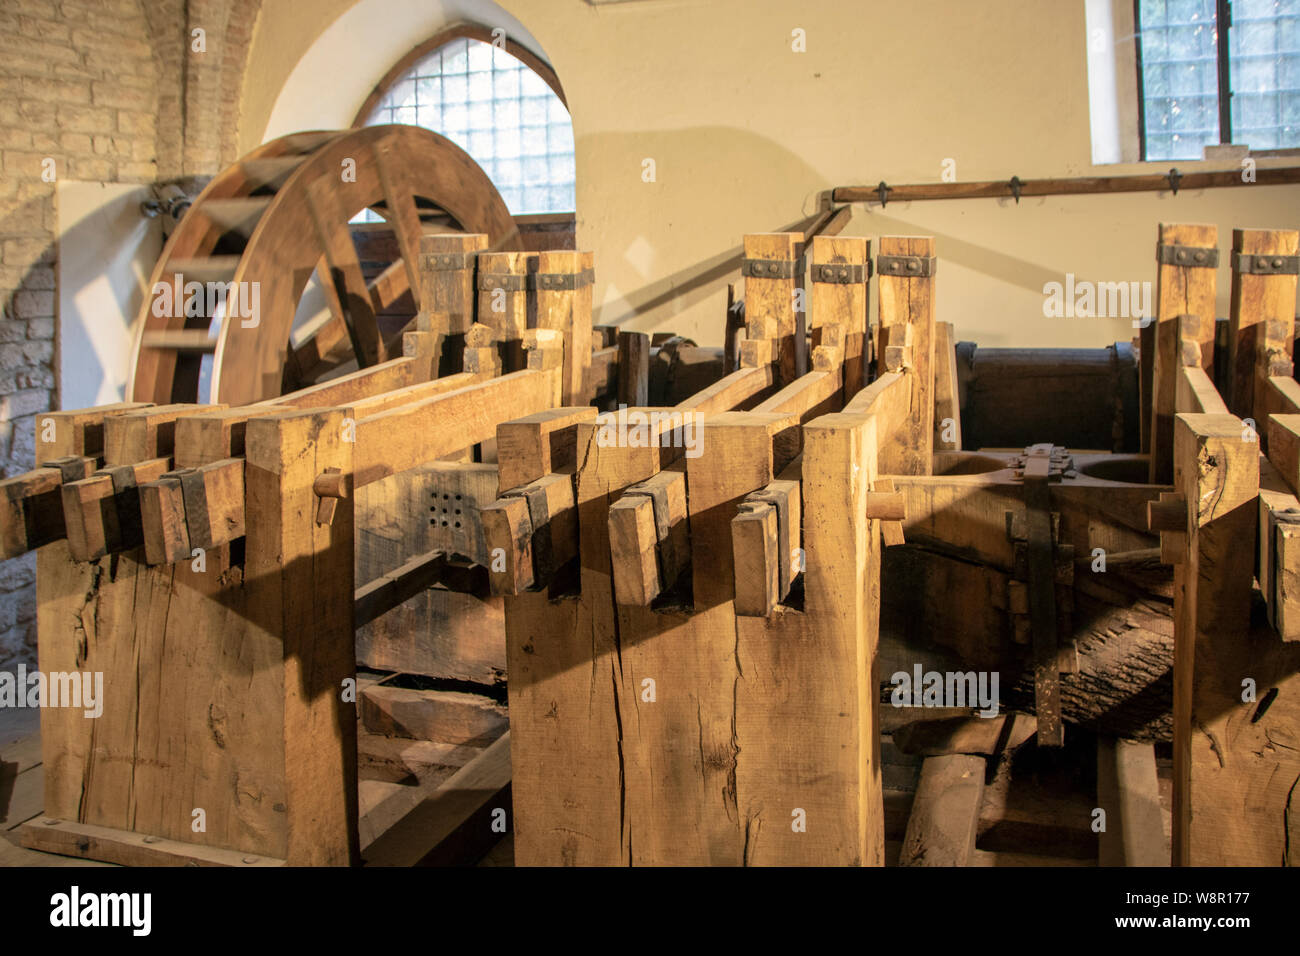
[477,273,529,292]
[741,257,805,280]
[47,456,86,484]
[1008,444,1075,481]
[176,468,211,550]
[810,262,869,284]
[535,268,595,291]
[877,254,936,278]
[103,465,142,553]
[1167,167,1183,195]
[1157,243,1219,268]
[1233,252,1300,276]
[422,252,477,271]
[876,181,891,207]
[1008,175,1023,204]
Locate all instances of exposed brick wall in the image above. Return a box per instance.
[0,0,263,669]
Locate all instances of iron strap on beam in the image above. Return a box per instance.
[476,269,595,291]
[1157,244,1219,268]
[535,268,595,291]
[1233,252,1300,276]
[877,254,936,278]
[422,252,478,271]
[810,262,870,284]
[741,257,805,280]
[477,273,528,292]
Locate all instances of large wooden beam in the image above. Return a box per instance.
[536,250,594,405]
[353,368,559,487]
[420,233,489,377]
[808,235,870,400]
[876,236,936,475]
[1226,228,1298,425]
[1170,413,1300,866]
[1150,224,1218,482]
[743,233,804,385]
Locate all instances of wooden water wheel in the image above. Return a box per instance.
[127,125,519,406]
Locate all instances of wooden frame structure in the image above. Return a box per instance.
[8,214,1300,867]
[3,234,596,866]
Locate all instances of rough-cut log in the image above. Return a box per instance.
[884,544,1174,741]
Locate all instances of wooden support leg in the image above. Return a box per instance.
[899,754,985,867]
[244,409,358,865]
[734,410,885,866]
[1097,737,1167,866]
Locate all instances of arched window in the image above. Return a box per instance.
[357,29,575,215]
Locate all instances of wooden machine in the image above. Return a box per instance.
[2,128,1297,865]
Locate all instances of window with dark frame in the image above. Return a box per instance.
[1136,0,1299,160]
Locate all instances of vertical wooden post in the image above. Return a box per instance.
[499,411,627,866]
[808,235,870,401]
[1227,227,1299,429]
[1169,412,1291,866]
[477,251,535,374]
[743,233,804,386]
[245,408,358,865]
[876,236,937,475]
[1150,224,1218,482]
[734,409,885,866]
[535,250,595,405]
[419,233,489,377]
[932,321,962,451]
[616,330,650,406]
[34,405,149,829]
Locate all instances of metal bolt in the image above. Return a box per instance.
[907,260,920,272]
[821,266,833,279]
[242,856,259,864]
[1194,251,1206,263]
[1275,258,1285,268]
[838,268,848,279]
[143,836,159,844]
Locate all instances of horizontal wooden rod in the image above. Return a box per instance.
[354,549,489,629]
[831,166,1300,205]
